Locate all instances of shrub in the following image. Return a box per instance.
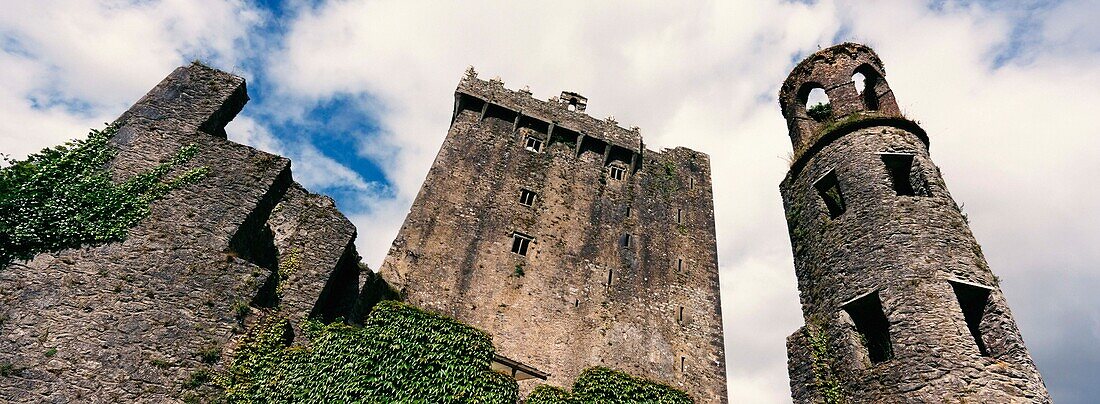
[221,300,517,403]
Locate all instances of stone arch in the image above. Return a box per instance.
[853,63,887,111]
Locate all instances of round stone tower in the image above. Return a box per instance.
[779,43,1051,403]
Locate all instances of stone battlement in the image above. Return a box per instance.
[457,69,643,154]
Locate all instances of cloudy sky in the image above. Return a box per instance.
[2,0,1098,402]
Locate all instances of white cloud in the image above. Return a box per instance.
[271,1,1100,402]
[2,0,1098,402]
[0,0,260,158]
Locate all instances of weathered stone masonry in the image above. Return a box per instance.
[780,43,1050,403]
[0,63,377,402]
[379,69,728,402]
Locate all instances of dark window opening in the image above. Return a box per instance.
[519,189,537,206]
[678,306,684,323]
[677,258,683,272]
[574,299,579,308]
[620,234,633,248]
[611,166,629,181]
[524,136,543,153]
[624,206,631,217]
[814,171,846,218]
[690,178,695,189]
[511,232,533,256]
[882,153,914,196]
[680,356,686,372]
[676,209,683,224]
[606,269,613,288]
[951,281,992,356]
[843,291,893,363]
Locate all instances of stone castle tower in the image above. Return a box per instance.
[379,69,727,402]
[779,43,1050,402]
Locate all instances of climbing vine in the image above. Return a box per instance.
[805,321,845,404]
[221,300,517,403]
[0,124,208,268]
[525,367,692,404]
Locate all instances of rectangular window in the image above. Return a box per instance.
[524,136,543,153]
[624,206,631,217]
[814,171,846,218]
[677,258,683,272]
[620,234,633,248]
[881,153,916,196]
[690,178,695,189]
[842,291,893,363]
[950,280,992,356]
[676,209,683,224]
[519,189,537,206]
[608,165,625,181]
[678,306,684,323]
[511,232,533,256]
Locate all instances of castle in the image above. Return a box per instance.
[378,69,726,401]
[0,42,1051,403]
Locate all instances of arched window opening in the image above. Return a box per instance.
[805,87,831,121]
[852,72,867,94]
[854,65,882,111]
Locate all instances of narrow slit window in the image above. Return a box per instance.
[510,232,533,256]
[676,209,683,224]
[606,269,613,287]
[842,291,893,363]
[620,234,633,248]
[814,171,846,218]
[881,153,916,196]
[524,136,543,153]
[608,165,625,181]
[624,206,631,217]
[519,189,537,206]
[690,178,695,189]
[950,281,992,356]
[678,306,684,323]
[677,258,683,272]
[680,357,686,372]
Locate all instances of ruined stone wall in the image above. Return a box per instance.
[0,63,367,402]
[380,73,727,402]
[779,43,1050,403]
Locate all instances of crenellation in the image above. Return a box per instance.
[458,72,643,154]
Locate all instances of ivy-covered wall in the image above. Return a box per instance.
[0,124,207,267]
[222,300,517,403]
[525,367,693,404]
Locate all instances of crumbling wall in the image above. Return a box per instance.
[0,63,369,402]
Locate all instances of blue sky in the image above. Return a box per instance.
[2,1,1099,402]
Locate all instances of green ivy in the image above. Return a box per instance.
[805,322,845,404]
[525,367,692,404]
[0,123,208,267]
[807,103,832,121]
[221,300,517,403]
